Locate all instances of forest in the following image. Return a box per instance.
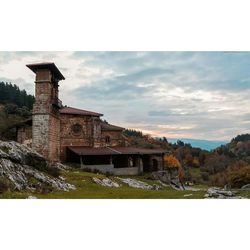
[0,82,34,109]
[0,82,35,139]
[125,128,250,189]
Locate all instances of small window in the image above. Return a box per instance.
[71,124,82,135]
[105,136,111,143]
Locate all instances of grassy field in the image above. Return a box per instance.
[1,169,250,199]
[0,170,209,199]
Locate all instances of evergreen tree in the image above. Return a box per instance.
[0,82,35,110]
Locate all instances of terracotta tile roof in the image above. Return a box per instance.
[68,146,168,156]
[101,122,124,131]
[60,106,103,117]
[68,147,113,156]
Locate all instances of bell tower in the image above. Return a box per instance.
[27,62,65,161]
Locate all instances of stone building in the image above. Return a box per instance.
[17,62,167,175]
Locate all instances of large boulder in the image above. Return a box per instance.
[150,170,183,189]
[0,140,75,192]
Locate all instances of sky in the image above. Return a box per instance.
[0,51,250,141]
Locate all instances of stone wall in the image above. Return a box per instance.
[32,69,61,162]
[17,126,32,144]
[81,164,114,172]
[112,167,139,175]
[32,114,50,158]
[60,114,96,160]
[49,115,60,161]
[149,155,164,171]
[99,130,125,147]
[60,114,125,161]
[81,164,139,176]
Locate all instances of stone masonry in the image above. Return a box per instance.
[27,63,64,162]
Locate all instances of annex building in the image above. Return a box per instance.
[17,63,166,175]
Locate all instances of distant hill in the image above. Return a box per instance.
[167,138,228,151]
[215,134,250,161]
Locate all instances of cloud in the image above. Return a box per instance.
[1,51,250,140]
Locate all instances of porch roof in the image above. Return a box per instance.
[68,146,168,156]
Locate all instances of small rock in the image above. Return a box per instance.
[27,196,37,199]
[53,163,71,171]
[152,184,162,190]
[59,176,66,181]
[185,186,202,192]
[184,194,193,197]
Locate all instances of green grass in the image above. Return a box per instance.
[0,170,209,199]
[189,167,201,178]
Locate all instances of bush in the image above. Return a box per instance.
[210,172,227,187]
[201,172,209,181]
[228,166,250,188]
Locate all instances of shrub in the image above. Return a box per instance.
[210,172,227,187]
[228,166,250,188]
[201,172,209,181]
[164,155,181,169]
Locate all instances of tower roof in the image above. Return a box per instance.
[26,62,65,80]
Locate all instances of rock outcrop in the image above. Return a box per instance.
[204,187,244,199]
[0,140,75,192]
[92,177,120,188]
[117,178,161,190]
[150,170,184,190]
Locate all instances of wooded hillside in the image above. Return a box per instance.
[0,82,34,109]
[0,82,35,140]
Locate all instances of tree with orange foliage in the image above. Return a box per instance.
[164,154,185,189]
[164,155,181,169]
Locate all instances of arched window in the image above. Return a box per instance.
[105,136,111,143]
